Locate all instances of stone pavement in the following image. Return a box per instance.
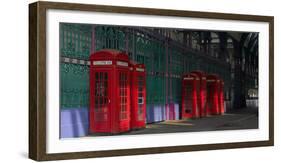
[122,107,258,136]
[89,107,258,137]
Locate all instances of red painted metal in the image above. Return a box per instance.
[206,74,220,115]
[129,62,146,129]
[181,73,200,118]
[165,104,175,120]
[89,49,130,134]
[169,104,175,120]
[218,80,225,114]
[191,71,207,118]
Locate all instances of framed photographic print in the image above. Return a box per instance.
[29,1,274,161]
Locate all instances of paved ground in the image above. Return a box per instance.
[90,107,258,137]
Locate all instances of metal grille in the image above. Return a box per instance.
[60,23,91,109]
[60,23,231,110]
[60,63,89,108]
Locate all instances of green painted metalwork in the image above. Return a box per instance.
[133,34,166,104]
[168,47,184,103]
[60,63,89,108]
[59,23,232,109]
[60,23,91,109]
[60,23,92,60]
[95,26,126,52]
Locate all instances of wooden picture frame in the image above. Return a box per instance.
[29,1,274,161]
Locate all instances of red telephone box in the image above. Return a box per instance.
[129,62,146,129]
[218,80,225,114]
[181,73,200,118]
[191,71,207,117]
[206,74,220,115]
[89,49,130,134]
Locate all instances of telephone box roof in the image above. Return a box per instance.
[207,74,220,80]
[129,61,145,68]
[89,49,129,61]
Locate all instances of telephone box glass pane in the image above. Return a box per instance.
[138,97,144,104]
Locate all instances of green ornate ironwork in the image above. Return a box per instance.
[60,23,232,109]
[60,23,91,109]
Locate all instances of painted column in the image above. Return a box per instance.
[91,25,96,54]
[132,29,136,61]
[125,28,129,54]
[165,38,169,105]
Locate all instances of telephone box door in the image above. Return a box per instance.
[131,70,146,129]
[191,71,207,118]
[206,76,219,115]
[136,75,146,124]
[91,71,111,132]
[117,70,130,132]
[183,82,194,118]
[182,76,198,118]
[219,81,225,114]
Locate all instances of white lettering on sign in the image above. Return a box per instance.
[117,61,128,67]
[202,77,206,80]
[184,77,194,80]
[72,59,78,64]
[64,57,70,63]
[79,60,85,65]
[207,79,216,82]
[93,61,112,65]
[136,68,144,72]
